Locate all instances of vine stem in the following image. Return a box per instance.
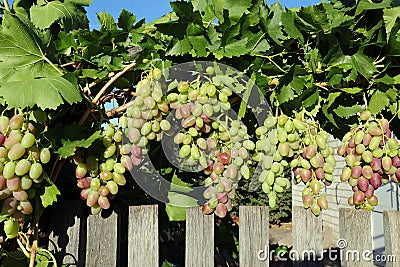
[389,108,400,124]
[105,100,134,118]
[3,0,11,11]
[78,61,136,125]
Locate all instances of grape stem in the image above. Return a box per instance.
[3,0,11,12]
[389,108,400,124]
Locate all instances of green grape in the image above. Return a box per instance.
[90,178,101,191]
[100,170,113,181]
[21,133,35,149]
[128,128,140,144]
[104,144,116,158]
[0,116,9,133]
[106,181,118,195]
[188,127,198,137]
[15,159,31,176]
[8,143,26,160]
[191,146,201,160]
[105,158,115,171]
[182,134,192,145]
[113,163,125,174]
[4,218,19,239]
[21,176,32,190]
[75,163,87,179]
[39,148,51,164]
[160,120,171,131]
[29,163,43,179]
[91,204,102,215]
[112,172,126,185]
[3,162,16,179]
[179,145,191,158]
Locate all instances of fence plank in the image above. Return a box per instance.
[239,206,269,266]
[186,207,214,267]
[292,206,323,267]
[128,205,159,267]
[383,210,400,267]
[86,210,118,266]
[339,208,373,267]
[48,200,87,267]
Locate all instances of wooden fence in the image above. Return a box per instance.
[44,202,400,267]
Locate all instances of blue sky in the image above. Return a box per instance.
[86,0,321,28]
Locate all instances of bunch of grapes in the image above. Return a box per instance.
[74,125,129,215]
[121,67,259,217]
[338,110,399,210]
[255,112,335,216]
[0,112,51,238]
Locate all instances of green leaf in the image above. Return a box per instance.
[166,192,198,221]
[277,85,295,104]
[238,73,256,119]
[40,184,61,208]
[0,76,81,110]
[281,10,304,42]
[267,3,286,45]
[97,12,118,31]
[0,14,81,109]
[223,0,252,22]
[0,14,59,75]
[57,131,102,158]
[355,0,391,16]
[350,52,377,78]
[223,38,249,57]
[368,90,389,115]
[383,7,400,36]
[188,35,209,57]
[340,87,363,94]
[334,105,364,119]
[166,38,192,56]
[323,92,341,127]
[118,8,136,32]
[30,1,77,29]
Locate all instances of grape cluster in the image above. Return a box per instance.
[255,112,335,216]
[338,110,399,210]
[121,67,258,217]
[0,112,51,237]
[74,125,129,215]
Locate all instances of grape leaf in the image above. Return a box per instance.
[350,52,377,78]
[0,76,81,110]
[30,1,82,30]
[166,38,192,56]
[98,12,118,31]
[277,85,295,104]
[0,14,81,109]
[40,184,61,208]
[334,105,364,118]
[57,131,102,158]
[267,3,286,45]
[118,8,136,32]
[223,0,252,22]
[355,0,391,16]
[369,90,389,115]
[281,10,304,42]
[383,7,400,36]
